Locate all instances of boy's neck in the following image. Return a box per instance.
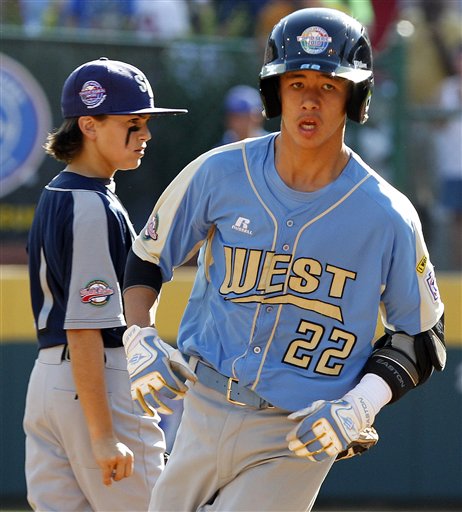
[67,159,116,180]
[274,135,350,192]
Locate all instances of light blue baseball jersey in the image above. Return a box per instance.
[132,133,444,411]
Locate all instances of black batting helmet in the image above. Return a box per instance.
[259,8,373,124]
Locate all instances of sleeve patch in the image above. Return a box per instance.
[143,212,159,241]
[80,280,114,306]
[425,270,440,303]
[416,255,427,274]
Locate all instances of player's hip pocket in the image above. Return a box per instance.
[50,388,108,468]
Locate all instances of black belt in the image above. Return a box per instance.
[195,360,273,409]
[61,345,106,362]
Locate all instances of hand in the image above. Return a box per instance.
[286,397,372,463]
[123,325,197,416]
[334,426,379,461]
[91,437,134,486]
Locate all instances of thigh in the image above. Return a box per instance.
[204,455,333,512]
[24,360,92,512]
[92,352,165,511]
[58,350,165,512]
[150,381,335,512]
[149,381,226,511]
[202,394,334,512]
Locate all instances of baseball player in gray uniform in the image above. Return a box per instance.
[24,57,186,511]
[122,8,446,512]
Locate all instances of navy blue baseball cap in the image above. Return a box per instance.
[61,57,188,118]
[224,85,262,114]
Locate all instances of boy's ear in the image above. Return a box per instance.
[78,116,97,139]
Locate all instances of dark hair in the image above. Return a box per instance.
[44,115,107,163]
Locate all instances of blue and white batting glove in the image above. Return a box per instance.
[286,396,374,463]
[123,325,197,416]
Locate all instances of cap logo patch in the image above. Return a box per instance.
[79,80,107,109]
[297,26,332,55]
[80,280,114,306]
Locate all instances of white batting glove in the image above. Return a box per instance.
[123,325,197,416]
[286,395,374,463]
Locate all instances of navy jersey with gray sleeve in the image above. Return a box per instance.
[131,133,444,411]
[28,170,136,349]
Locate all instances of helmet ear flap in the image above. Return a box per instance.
[260,77,281,119]
[347,79,373,124]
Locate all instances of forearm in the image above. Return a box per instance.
[67,329,114,443]
[123,286,158,327]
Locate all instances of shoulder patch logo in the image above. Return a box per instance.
[425,270,440,303]
[416,255,427,274]
[80,280,114,306]
[232,217,253,235]
[143,212,159,241]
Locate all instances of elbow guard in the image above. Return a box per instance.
[364,314,445,403]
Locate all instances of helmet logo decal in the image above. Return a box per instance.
[353,60,368,69]
[297,26,332,55]
[79,81,107,109]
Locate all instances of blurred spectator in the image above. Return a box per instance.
[403,0,460,105]
[369,0,398,52]
[131,0,191,40]
[217,85,269,146]
[61,0,134,30]
[19,0,52,35]
[432,43,462,270]
[399,0,461,255]
[254,0,299,48]
[214,0,269,37]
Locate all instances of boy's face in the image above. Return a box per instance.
[279,70,349,150]
[93,114,152,172]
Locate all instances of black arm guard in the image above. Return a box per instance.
[364,314,445,403]
[123,249,163,294]
[414,314,446,381]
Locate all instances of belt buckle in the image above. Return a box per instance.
[226,377,246,406]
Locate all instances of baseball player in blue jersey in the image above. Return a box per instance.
[24,57,186,511]
[122,8,446,512]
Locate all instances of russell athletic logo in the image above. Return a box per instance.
[232,217,253,235]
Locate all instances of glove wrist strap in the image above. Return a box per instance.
[343,373,392,428]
